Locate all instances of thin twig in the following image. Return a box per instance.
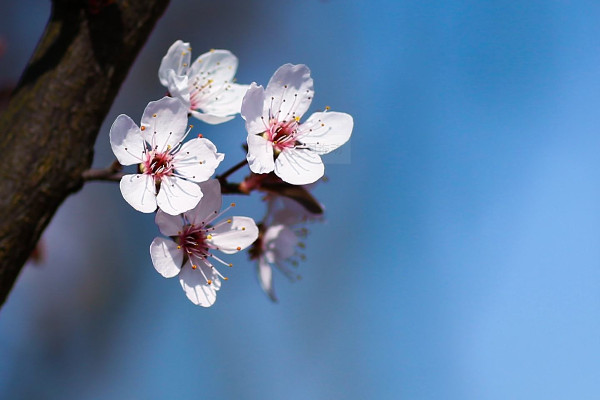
[220,181,249,195]
[216,158,248,181]
[82,160,124,182]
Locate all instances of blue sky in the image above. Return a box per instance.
[2,1,600,399]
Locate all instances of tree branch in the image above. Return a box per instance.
[0,0,170,308]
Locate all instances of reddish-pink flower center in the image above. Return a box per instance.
[178,225,210,258]
[141,151,174,182]
[265,119,299,153]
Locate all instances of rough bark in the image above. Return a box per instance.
[0,0,170,308]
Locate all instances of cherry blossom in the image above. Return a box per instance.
[250,195,322,301]
[150,179,259,307]
[109,96,224,215]
[242,64,353,185]
[159,40,249,124]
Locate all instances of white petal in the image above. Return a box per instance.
[188,49,238,84]
[209,216,259,254]
[265,64,314,123]
[155,209,184,236]
[201,83,249,117]
[264,224,298,262]
[156,176,202,215]
[172,138,224,182]
[109,114,145,166]
[166,71,191,110]
[190,111,235,125]
[140,97,189,151]
[119,174,157,213]
[241,83,267,135]
[257,257,277,302]
[246,134,274,174]
[274,148,324,185]
[179,262,220,307]
[150,237,183,278]
[158,40,191,87]
[298,112,353,155]
[184,179,222,226]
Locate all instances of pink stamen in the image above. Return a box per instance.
[141,150,174,182]
[265,119,299,153]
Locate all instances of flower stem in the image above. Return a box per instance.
[216,158,248,182]
[82,159,124,182]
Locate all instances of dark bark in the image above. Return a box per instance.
[0,0,170,308]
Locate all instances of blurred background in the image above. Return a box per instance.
[2,0,600,398]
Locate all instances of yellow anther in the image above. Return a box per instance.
[227,219,232,224]
[208,79,214,84]
[231,202,236,207]
[236,246,241,251]
[207,234,213,240]
[241,227,246,231]
[153,113,157,117]
[183,63,188,67]
[325,106,331,110]
[166,145,171,150]
[321,123,325,127]
[207,279,212,285]
[181,51,187,56]
[210,48,215,52]
[140,126,146,131]
[224,277,229,281]
[177,245,181,250]
[294,116,301,122]
[192,264,197,270]
[228,263,233,267]
[189,124,194,128]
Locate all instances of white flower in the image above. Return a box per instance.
[110,96,224,215]
[150,179,259,307]
[252,196,321,301]
[158,40,249,125]
[241,64,353,185]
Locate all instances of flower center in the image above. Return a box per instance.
[264,119,299,153]
[141,151,174,182]
[178,225,211,258]
[189,77,219,111]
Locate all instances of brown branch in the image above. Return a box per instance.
[0,0,170,308]
[216,158,248,182]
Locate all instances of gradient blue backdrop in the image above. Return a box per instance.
[1,1,600,399]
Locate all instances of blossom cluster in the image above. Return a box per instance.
[108,40,353,307]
